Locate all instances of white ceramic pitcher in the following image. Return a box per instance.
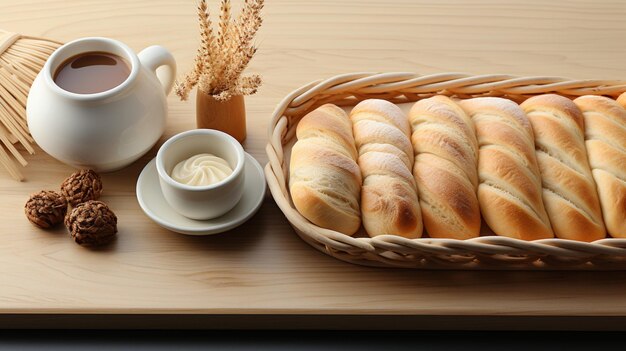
[27,37,176,172]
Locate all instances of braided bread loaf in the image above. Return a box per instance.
[350,99,422,238]
[289,104,362,235]
[409,96,480,239]
[574,96,626,238]
[460,97,554,240]
[521,94,605,242]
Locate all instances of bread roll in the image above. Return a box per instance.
[521,94,605,242]
[617,92,626,109]
[289,104,362,235]
[573,96,626,238]
[350,99,422,238]
[459,97,554,240]
[409,96,480,239]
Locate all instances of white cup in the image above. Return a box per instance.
[156,129,245,220]
[28,37,176,171]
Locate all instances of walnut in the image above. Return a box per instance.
[61,169,103,206]
[24,190,68,228]
[65,200,117,247]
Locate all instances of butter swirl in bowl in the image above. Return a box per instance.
[171,153,233,187]
[156,129,245,220]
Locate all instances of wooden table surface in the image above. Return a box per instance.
[2,0,626,330]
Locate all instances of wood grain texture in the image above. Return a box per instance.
[2,0,626,328]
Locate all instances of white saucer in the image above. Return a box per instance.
[136,152,266,235]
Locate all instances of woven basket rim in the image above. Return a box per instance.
[265,71,626,270]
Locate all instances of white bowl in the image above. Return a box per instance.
[136,153,266,235]
[156,129,245,220]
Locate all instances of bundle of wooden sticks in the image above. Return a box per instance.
[0,30,62,181]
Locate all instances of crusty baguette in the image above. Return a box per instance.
[521,94,605,242]
[459,97,554,240]
[289,104,362,235]
[573,96,626,238]
[409,96,480,239]
[350,99,422,238]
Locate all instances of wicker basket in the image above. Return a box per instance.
[265,72,626,270]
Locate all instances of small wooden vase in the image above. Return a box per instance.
[196,90,247,143]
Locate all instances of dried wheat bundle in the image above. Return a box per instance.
[0,30,62,181]
[175,0,264,102]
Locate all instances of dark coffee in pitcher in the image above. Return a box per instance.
[53,51,130,94]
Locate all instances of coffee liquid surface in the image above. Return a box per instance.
[53,52,130,94]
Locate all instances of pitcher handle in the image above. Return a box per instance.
[138,45,176,95]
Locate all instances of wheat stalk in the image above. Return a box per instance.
[175,0,263,102]
[175,1,217,100]
[223,0,262,85]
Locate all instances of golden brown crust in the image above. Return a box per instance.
[524,94,585,130]
[592,169,626,237]
[574,95,626,238]
[478,147,544,209]
[360,153,420,237]
[460,97,554,240]
[617,92,626,109]
[521,94,605,242]
[290,184,361,235]
[478,184,554,240]
[296,104,358,160]
[413,154,480,239]
[409,96,480,239]
[289,104,362,235]
[351,99,422,238]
